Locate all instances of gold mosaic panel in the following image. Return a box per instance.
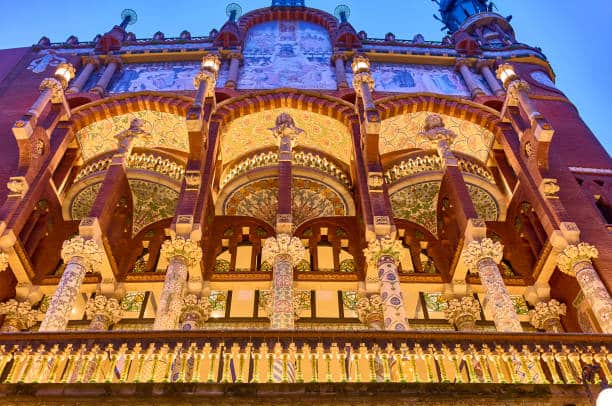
[380,111,495,163]
[219,108,352,164]
[75,110,189,160]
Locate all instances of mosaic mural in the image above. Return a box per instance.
[70,179,179,236]
[238,21,336,90]
[27,49,68,74]
[510,295,529,315]
[220,108,352,164]
[208,291,228,318]
[76,110,189,160]
[423,292,450,313]
[223,177,347,228]
[380,111,495,163]
[390,181,499,235]
[108,62,201,93]
[120,292,146,313]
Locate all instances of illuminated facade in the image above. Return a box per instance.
[0,1,610,404]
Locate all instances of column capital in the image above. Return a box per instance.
[39,77,65,103]
[85,295,124,325]
[331,52,349,63]
[180,294,212,323]
[454,57,473,69]
[261,234,306,265]
[463,238,504,271]
[105,55,123,67]
[528,299,566,331]
[0,299,40,331]
[444,296,481,330]
[160,237,202,267]
[476,58,496,71]
[363,236,403,266]
[352,71,375,94]
[61,236,104,272]
[557,242,598,276]
[193,69,218,96]
[356,294,384,329]
[0,251,7,272]
[82,55,101,67]
[506,79,531,102]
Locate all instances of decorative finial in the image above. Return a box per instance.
[120,9,138,29]
[226,3,243,21]
[334,5,351,23]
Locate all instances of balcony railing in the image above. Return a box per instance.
[0,330,608,386]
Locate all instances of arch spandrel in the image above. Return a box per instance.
[220,108,353,166]
[380,111,495,163]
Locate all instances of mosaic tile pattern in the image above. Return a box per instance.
[109,62,201,93]
[220,108,352,165]
[510,295,529,315]
[423,292,450,312]
[380,111,495,163]
[76,110,189,160]
[120,292,146,313]
[367,63,470,96]
[208,291,228,317]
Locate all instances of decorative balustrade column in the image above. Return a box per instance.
[179,294,212,330]
[364,237,410,331]
[153,238,202,330]
[444,296,481,331]
[91,56,122,95]
[331,53,348,88]
[477,60,505,97]
[67,56,99,94]
[463,238,523,332]
[84,295,124,331]
[224,52,242,89]
[528,299,566,333]
[455,58,485,97]
[262,234,306,330]
[0,300,40,332]
[39,236,104,332]
[558,243,612,333]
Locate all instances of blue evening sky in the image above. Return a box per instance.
[2,1,611,155]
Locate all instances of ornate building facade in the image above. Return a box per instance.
[0,1,610,404]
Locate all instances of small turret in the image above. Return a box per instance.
[434,0,492,33]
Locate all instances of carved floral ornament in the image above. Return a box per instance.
[418,114,458,147]
[60,235,104,272]
[160,237,203,267]
[39,77,65,103]
[557,242,598,276]
[462,237,504,272]
[363,236,404,266]
[261,234,306,265]
[356,294,384,328]
[180,294,212,321]
[444,296,481,327]
[85,295,124,325]
[0,299,40,329]
[528,299,566,330]
[0,252,7,272]
[352,71,375,94]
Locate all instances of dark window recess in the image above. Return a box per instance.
[595,197,612,224]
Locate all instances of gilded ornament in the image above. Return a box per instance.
[463,238,504,272]
[39,77,65,103]
[0,251,8,272]
[160,237,202,267]
[528,299,566,331]
[557,242,598,276]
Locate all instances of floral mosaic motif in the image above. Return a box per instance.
[342,291,359,311]
[390,181,498,235]
[380,111,495,163]
[27,49,67,74]
[339,258,355,273]
[208,291,227,313]
[214,259,230,273]
[423,293,449,312]
[510,296,529,315]
[220,108,351,165]
[70,182,102,220]
[295,259,311,272]
[36,295,51,313]
[224,177,347,228]
[76,110,188,160]
[120,292,146,313]
[238,21,336,90]
[108,62,203,93]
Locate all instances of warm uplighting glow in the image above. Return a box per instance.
[351,55,371,73]
[201,54,221,72]
[496,63,518,88]
[54,63,75,87]
[597,388,612,406]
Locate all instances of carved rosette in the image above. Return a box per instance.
[160,237,202,267]
[356,294,384,330]
[39,77,65,103]
[445,296,481,331]
[179,294,212,330]
[528,299,566,332]
[85,295,124,331]
[0,300,40,332]
[557,243,598,277]
[0,252,8,272]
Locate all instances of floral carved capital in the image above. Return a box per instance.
[61,236,104,272]
[85,295,124,325]
[180,294,212,323]
[507,79,531,101]
[363,236,403,267]
[160,237,202,267]
[352,72,375,94]
[557,242,598,276]
[0,299,40,330]
[463,238,504,272]
[0,252,8,272]
[261,234,306,265]
[193,69,218,91]
[356,294,384,329]
[528,299,566,331]
[444,296,481,329]
[39,77,65,103]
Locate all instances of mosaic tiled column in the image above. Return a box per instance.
[39,236,104,332]
[558,243,612,333]
[0,299,40,332]
[356,294,384,330]
[528,299,566,333]
[456,58,485,97]
[179,294,212,330]
[67,56,99,93]
[364,237,410,331]
[463,238,523,332]
[444,296,481,331]
[153,238,202,330]
[262,234,306,330]
[91,56,121,95]
[84,295,124,331]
